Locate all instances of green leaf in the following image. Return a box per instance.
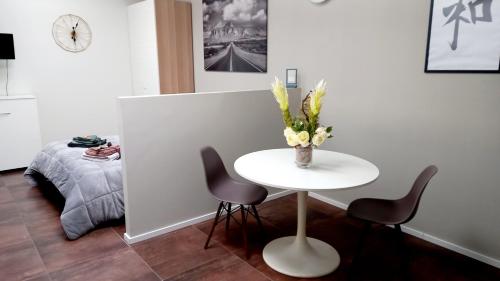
[326,126,333,133]
[292,118,307,132]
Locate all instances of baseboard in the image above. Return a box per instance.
[124,189,295,244]
[309,192,348,210]
[309,192,500,269]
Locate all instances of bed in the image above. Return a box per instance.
[24,136,123,240]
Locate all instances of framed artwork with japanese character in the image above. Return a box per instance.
[425,0,500,73]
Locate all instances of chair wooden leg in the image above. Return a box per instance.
[240,205,249,258]
[225,203,232,233]
[204,202,224,249]
[251,205,265,240]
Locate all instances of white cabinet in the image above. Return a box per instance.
[127,0,194,95]
[0,96,42,171]
[128,0,161,96]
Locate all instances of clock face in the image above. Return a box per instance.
[52,14,92,53]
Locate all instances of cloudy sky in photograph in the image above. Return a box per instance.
[203,0,267,29]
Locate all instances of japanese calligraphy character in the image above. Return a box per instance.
[442,0,494,51]
[468,0,492,24]
[443,0,470,50]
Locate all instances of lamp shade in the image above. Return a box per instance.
[0,34,15,60]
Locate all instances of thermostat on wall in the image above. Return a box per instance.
[286,69,298,88]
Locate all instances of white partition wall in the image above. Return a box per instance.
[118,89,301,243]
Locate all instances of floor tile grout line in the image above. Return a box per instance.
[11,186,54,281]
[109,226,163,281]
[166,226,251,280]
[191,221,275,281]
[12,181,126,278]
[11,175,159,280]
[110,224,129,246]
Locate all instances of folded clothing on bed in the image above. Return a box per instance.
[85,145,120,157]
[82,152,120,162]
[68,135,107,148]
[82,145,121,162]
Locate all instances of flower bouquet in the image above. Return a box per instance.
[271,78,332,168]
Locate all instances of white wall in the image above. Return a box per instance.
[190,0,500,262]
[118,89,301,241]
[0,0,133,144]
[128,0,161,96]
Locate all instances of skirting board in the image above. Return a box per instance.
[124,189,295,244]
[308,192,500,269]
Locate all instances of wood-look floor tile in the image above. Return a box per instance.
[8,184,44,201]
[32,226,128,273]
[0,218,31,249]
[306,213,366,256]
[0,201,21,222]
[50,247,159,281]
[1,169,28,187]
[17,197,61,224]
[0,187,14,204]
[24,273,52,281]
[195,211,282,256]
[167,254,270,281]
[0,240,47,281]
[259,195,339,232]
[0,171,498,281]
[133,226,232,280]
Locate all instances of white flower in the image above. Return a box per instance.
[286,132,300,147]
[315,127,327,135]
[284,127,295,137]
[297,131,310,147]
[312,133,327,146]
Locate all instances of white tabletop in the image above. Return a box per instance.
[234,149,379,191]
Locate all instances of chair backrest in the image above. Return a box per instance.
[200,146,230,195]
[399,165,438,224]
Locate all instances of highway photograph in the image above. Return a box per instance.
[203,0,267,73]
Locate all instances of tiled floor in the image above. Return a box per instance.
[1,170,500,281]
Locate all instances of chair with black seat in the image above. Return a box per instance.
[201,146,268,258]
[347,165,438,264]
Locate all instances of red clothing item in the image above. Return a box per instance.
[85,145,120,157]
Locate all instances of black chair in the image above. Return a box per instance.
[347,165,438,264]
[201,147,268,258]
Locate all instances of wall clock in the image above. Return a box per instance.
[52,14,92,53]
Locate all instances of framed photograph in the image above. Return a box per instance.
[425,0,500,73]
[286,69,298,88]
[203,0,268,73]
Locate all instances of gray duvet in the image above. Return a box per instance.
[24,136,123,240]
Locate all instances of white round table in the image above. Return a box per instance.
[234,149,379,278]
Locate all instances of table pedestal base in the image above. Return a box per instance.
[262,191,340,278]
[263,236,340,278]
